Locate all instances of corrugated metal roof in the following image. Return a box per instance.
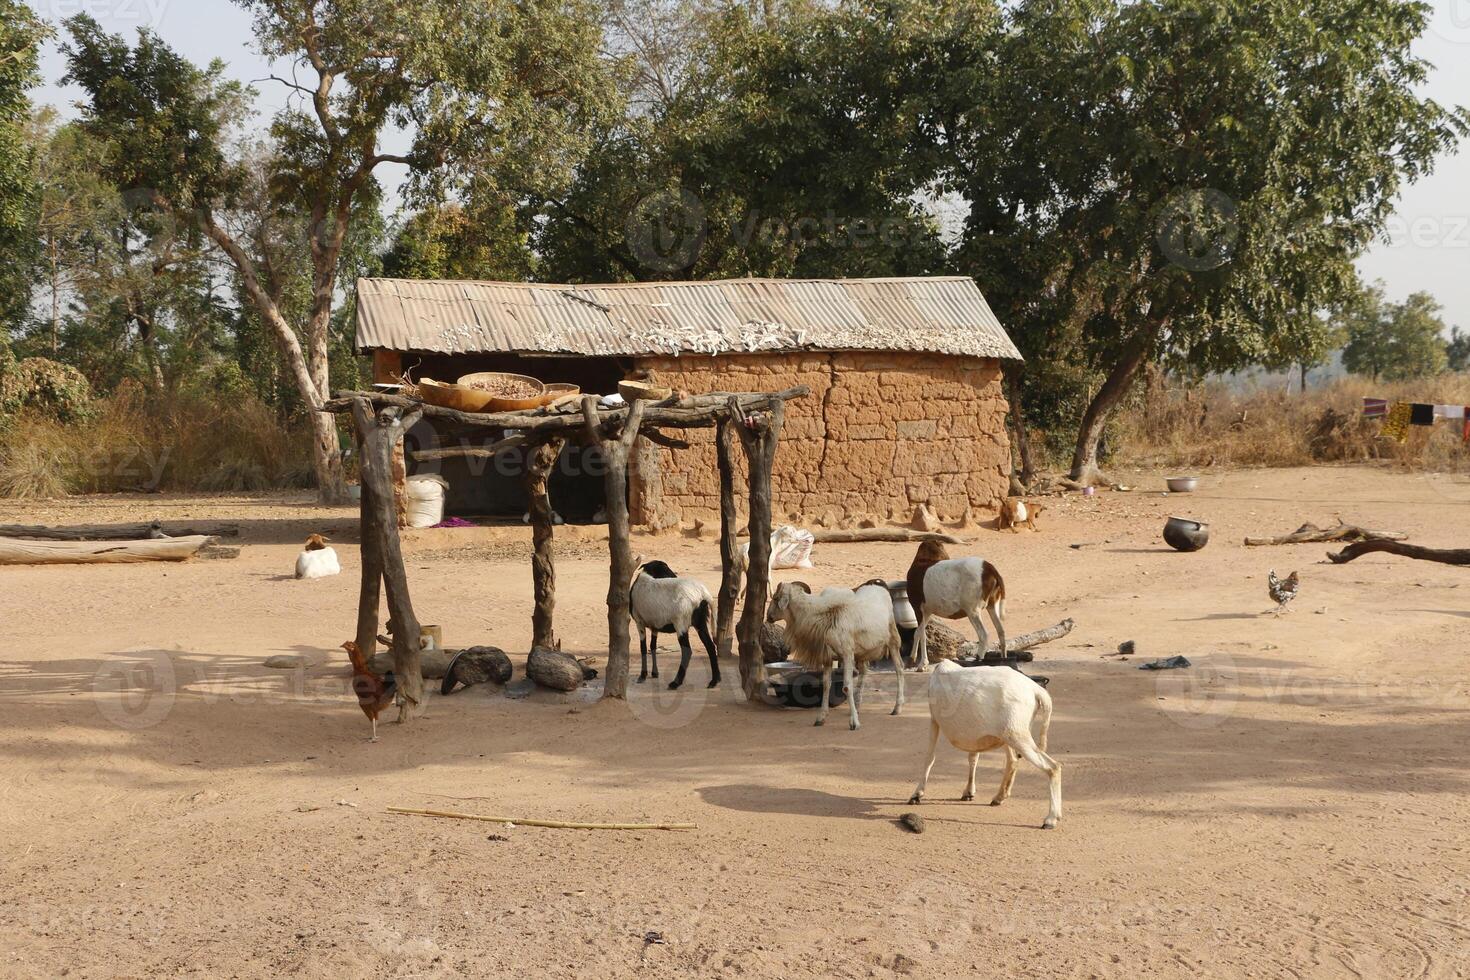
[355,276,1021,360]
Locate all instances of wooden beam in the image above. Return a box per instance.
[525,436,565,650]
[0,521,240,541]
[714,416,741,659]
[324,386,810,434]
[411,433,527,461]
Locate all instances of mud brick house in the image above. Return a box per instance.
[355,276,1022,527]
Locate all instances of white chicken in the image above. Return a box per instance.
[295,533,341,579]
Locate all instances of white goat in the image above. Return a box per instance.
[629,560,721,689]
[908,660,1061,829]
[294,533,340,580]
[764,581,904,730]
[911,552,1006,670]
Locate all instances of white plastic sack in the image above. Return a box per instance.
[741,524,815,572]
[404,473,449,528]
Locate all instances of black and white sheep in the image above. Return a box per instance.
[630,560,721,690]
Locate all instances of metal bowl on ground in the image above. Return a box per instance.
[1166,476,1200,493]
[456,372,546,411]
[1163,516,1210,552]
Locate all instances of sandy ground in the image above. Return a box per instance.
[2,465,1469,979]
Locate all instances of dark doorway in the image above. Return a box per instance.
[403,353,628,522]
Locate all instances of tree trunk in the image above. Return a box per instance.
[732,398,783,701]
[714,417,741,658]
[584,396,647,700]
[351,398,425,723]
[202,213,347,504]
[1003,364,1035,491]
[525,437,564,650]
[1069,332,1153,485]
[1299,362,1309,394]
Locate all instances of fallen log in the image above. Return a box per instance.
[0,535,217,565]
[809,528,966,545]
[1326,540,1470,566]
[369,646,457,680]
[0,521,240,541]
[1245,520,1407,547]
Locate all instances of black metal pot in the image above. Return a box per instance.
[1163,516,1210,552]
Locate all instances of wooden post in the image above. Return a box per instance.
[730,396,784,700]
[714,417,741,659]
[354,426,384,658]
[524,436,565,650]
[352,398,426,723]
[582,395,647,700]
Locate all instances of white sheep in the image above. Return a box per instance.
[629,560,721,689]
[294,533,340,580]
[764,581,904,730]
[910,550,1007,670]
[908,660,1061,829]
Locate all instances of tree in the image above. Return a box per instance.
[26,110,119,357]
[929,0,1467,483]
[0,0,49,333]
[1446,326,1470,373]
[1341,284,1449,381]
[64,1,614,501]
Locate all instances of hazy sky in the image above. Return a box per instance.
[24,0,1470,331]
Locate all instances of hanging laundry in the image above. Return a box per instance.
[1432,404,1466,420]
[1409,403,1435,426]
[1362,397,1389,418]
[1381,402,1412,443]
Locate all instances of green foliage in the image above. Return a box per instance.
[1446,326,1470,373]
[0,0,50,330]
[1341,283,1450,382]
[0,353,94,424]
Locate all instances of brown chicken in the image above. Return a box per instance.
[342,641,397,741]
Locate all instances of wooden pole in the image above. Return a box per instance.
[352,398,426,723]
[583,395,648,700]
[714,417,741,659]
[730,396,784,700]
[353,424,383,658]
[524,436,564,650]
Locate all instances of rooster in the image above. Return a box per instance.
[1267,569,1300,616]
[342,641,397,741]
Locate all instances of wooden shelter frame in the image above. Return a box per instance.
[322,385,809,724]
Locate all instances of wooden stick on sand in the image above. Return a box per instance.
[387,806,696,831]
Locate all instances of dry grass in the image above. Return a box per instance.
[0,387,315,499]
[1113,375,1470,472]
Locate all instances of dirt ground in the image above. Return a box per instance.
[2,465,1468,979]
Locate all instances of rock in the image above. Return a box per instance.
[858,516,880,529]
[899,812,926,834]
[759,622,790,664]
[263,654,309,669]
[441,646,513,695]
[527,646,586,692]
[1117,640,1136,656]
[909,504,941,533]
